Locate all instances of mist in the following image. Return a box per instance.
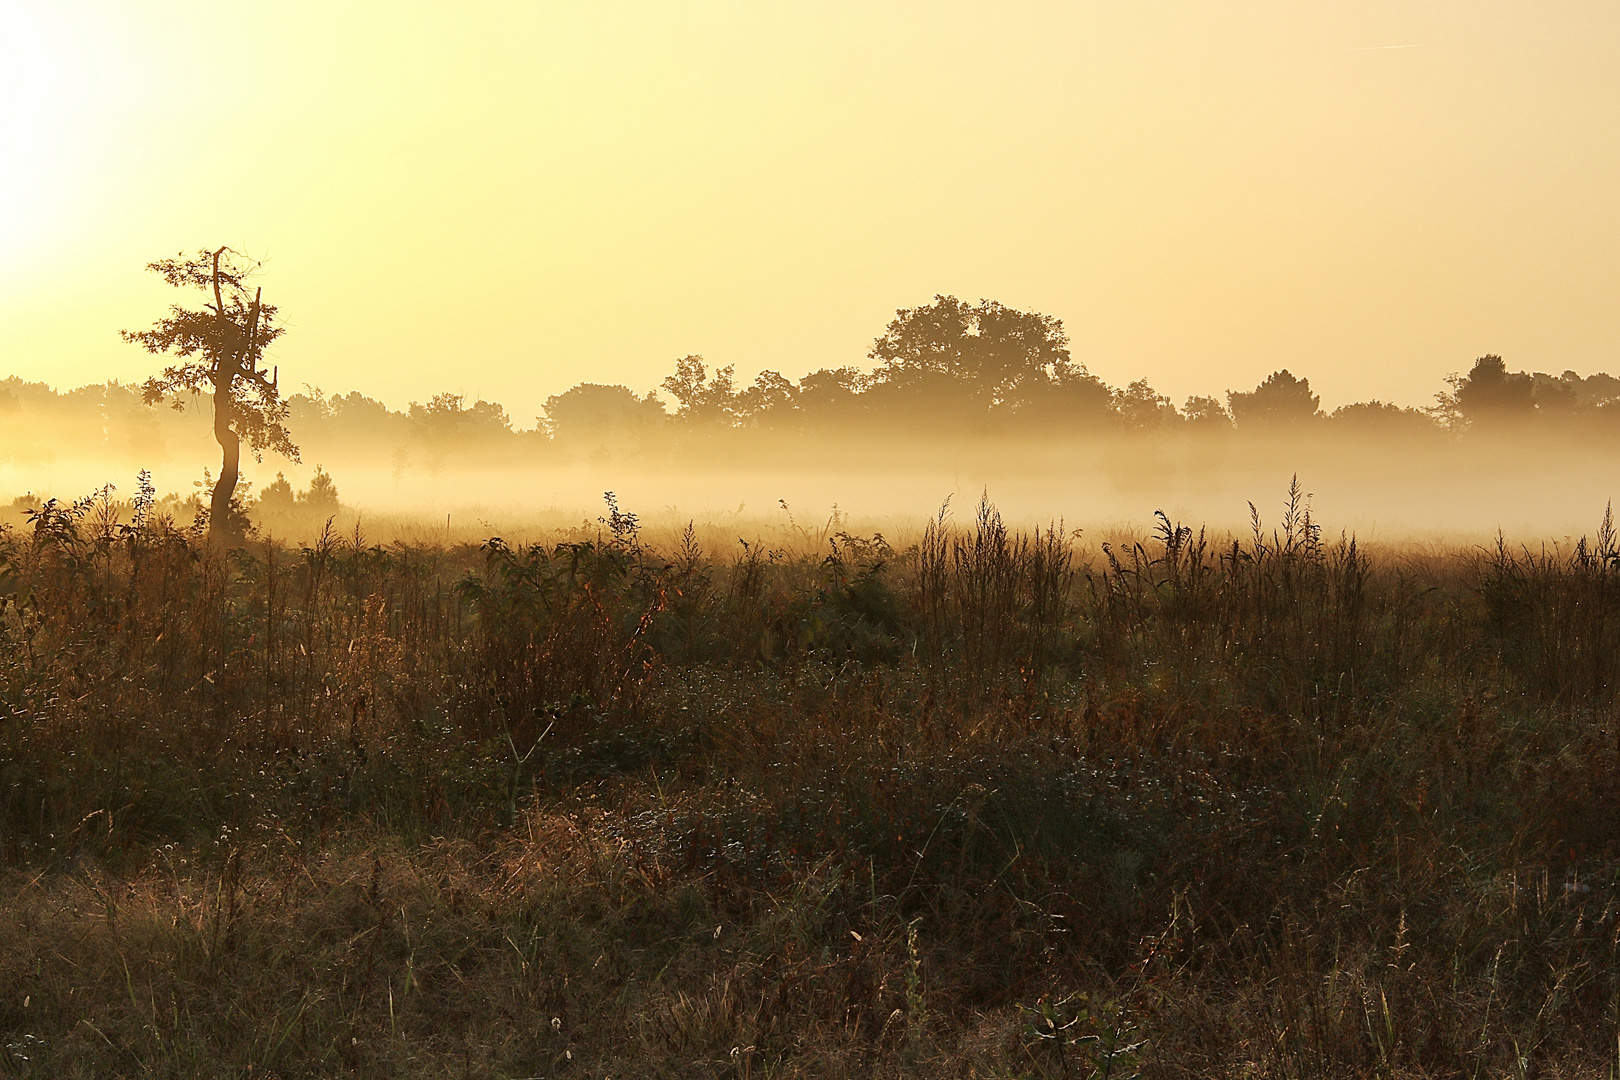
[5,347,1619,548]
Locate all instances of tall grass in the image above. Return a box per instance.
[915,495,1075,704]
[3,484,1620,1076]
[1482,503,1620,710]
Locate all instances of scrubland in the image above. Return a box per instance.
[3,484,1620,1078]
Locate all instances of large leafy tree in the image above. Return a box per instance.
[867,295,1074,409]
[122,248,297,540]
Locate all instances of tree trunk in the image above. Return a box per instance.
[207,247,244,544]
[211,397,242,543]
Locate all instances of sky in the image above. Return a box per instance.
[2,1,1619,427]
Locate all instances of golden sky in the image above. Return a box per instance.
[3,1,1618,425]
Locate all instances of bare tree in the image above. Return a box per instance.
[122,247,298,541]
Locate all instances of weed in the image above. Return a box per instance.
[3,486,1620,1074]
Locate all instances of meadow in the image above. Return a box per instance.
[3,484,1619,1077]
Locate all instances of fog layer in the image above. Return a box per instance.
[5,346,1618,546]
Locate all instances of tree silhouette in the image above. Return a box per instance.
[302,466,340,513]
[1443,355,1534,430]
[1227,370,1321,428]
[408,393,512,445]
[793,367,867,427]
[542,383,666,441]
[1010,364,1113,430]
[1183,395,1233,430]
[736,370,796,424]
[1112,379,1179,429]
[868,295,1073,411]
[660,355,738,426]
[257,472,296,514]
[123,247,297,542]
[1327,400,1440,435]
[1529,373,1577,416]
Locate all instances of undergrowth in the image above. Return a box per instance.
[2,485,1620,1077]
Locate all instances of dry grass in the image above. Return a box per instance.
[4,486,1620,1076]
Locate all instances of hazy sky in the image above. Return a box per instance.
[3,1,1618,426]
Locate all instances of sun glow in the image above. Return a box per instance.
[0,4,132,279]
[3,3,1620,419]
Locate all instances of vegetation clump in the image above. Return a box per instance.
[2,487,1620,1076]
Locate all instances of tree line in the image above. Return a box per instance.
[12,342,1612,457]
[544,297,1620,441]
[119,288,1620,453]
[11,252,1620,544]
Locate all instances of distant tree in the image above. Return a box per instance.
[868,295,1073,410]
[1570,370,1620,405]
[122,247,297,542]
[1528,373,1577,416]
[736,370,796,424]
[1327,400,1441,435]
[408,393,512,444]
[660,355,738,426]
[469,399,510,432]
[1227,370,1321,428]
[286,388,409,452]
[300,466,340,513]
[252,467,338,519]
[257,472,297,514]
[327,390,396,421]
[1012,365,1113,430]
[285,389,331,431]
[793,368,867,426]
[1444,355,1534,430]
[543,383,666,441]
[1183,395,1233,431]
[1112,379,1179,429]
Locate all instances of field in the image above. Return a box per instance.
[3,486,1620,1078]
